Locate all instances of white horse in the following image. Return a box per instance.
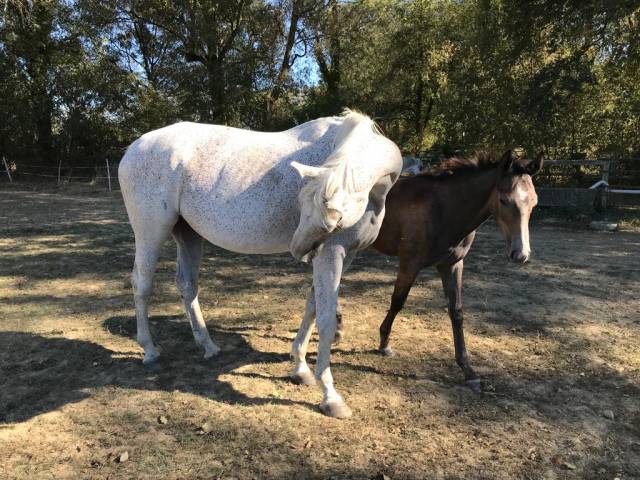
[118,110,402,418]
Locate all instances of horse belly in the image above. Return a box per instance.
[179,185,300,255]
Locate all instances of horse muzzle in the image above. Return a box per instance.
[509,249,530,264]
[291,238,323,264]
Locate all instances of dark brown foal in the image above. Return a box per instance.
[339,150,542,391]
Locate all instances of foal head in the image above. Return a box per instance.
[492,151,543,263]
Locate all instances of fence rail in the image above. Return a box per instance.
[3,157,640,208]
[1,159,120,191]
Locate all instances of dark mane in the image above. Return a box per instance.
[418,151,502,178]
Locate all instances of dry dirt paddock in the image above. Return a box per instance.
[1,186,639,480]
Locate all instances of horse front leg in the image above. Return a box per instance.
[378,257,421,356]
[332,252,354,345]
[312,244,351,418]
[290,288,317,386]
[437,260,480,392]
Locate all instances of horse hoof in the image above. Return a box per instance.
[319,400,352,419]
[333,330,343,345]
[142,351,161,366]
[290,370,316,386]
[379,347,395,357]
[143,358,162,371]
[203,345,220,360]
[466,378,481,393]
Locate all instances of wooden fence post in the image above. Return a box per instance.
[105,159,112,192]
[2,156,12,182]
[601,161,610,210]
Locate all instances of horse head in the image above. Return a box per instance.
[289,161,371,262]
[493,150,543,264]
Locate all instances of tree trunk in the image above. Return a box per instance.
[271,0,302,102]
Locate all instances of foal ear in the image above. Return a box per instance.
[291,161,328,179]
[499,150,514,175]
[526,153,544,176]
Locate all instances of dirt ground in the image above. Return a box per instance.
[1,185,639,480]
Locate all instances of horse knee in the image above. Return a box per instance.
[316,318,337,342]
[449,308,464,325]
[132,268,152,301]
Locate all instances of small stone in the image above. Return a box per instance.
[589,221,618,232]
[118,451,129,463]
[158,415,168,425]
[201,421,214,434]
[562,462,576,470]
[602,410,615,420]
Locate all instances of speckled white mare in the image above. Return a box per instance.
[118,111,402,418]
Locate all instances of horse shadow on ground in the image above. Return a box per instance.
[0,315,315,424]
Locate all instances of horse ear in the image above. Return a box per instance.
[499,150,514,175]
[527,152,544,176]
[291,161,327,179]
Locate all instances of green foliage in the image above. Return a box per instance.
[0,0,638,174]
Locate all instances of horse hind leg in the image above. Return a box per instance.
[172,218,220,360]
[131,227,170,365]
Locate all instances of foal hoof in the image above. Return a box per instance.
[290,370,316,386]
[379,346,395,357]
[319,400,352,419]
[333,329,344,345]
[465,378,481,393]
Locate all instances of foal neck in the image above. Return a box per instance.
[436,167,497,241]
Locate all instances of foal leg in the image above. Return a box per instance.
[313,244,350,418]
[172,219,220,360]
[437,260,480,392]
[378,258,421,356]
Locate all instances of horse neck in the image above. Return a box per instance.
[434,167,498,244]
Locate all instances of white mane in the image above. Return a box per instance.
[301,109,383,211]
